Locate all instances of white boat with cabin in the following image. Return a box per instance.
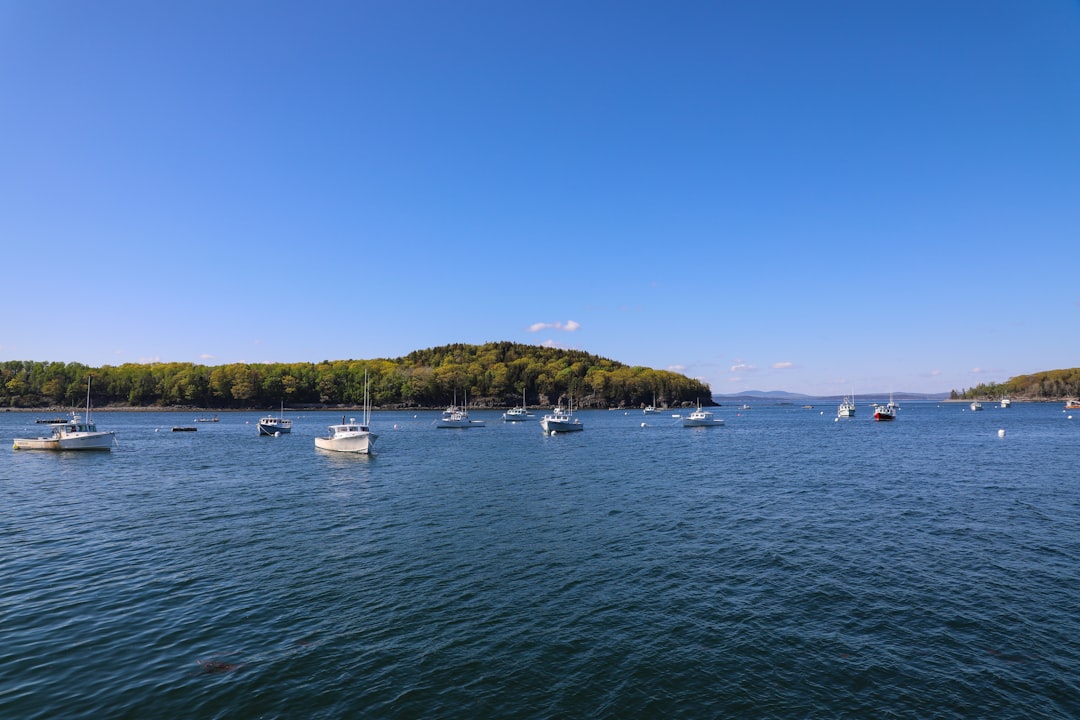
[540,400,583,433]
[316,371,377,453]
[13,377,116,451]
[1000,397,1012,408]
[503,388,533,421]
[837,394,856,418]
[436,390,486,428]
[258,403,292,435]
[682,401,724,428]
[970,401,983,411]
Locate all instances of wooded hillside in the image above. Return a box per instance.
[952,367,1080,401]
[0,342,712,409]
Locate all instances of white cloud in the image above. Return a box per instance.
[773,361,794,369]
[730,363,756,373]
[668,364,686,373]
[200,353,215,360]
[528,320,581,333]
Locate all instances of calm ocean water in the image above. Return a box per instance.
[2,402,1077,718]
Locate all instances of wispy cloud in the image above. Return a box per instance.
[200,353,215,361]
[730,363,757,373]
[772,361,794,369]
[528,320,581,333]
[668,364,686,373]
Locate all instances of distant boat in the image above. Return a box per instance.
[436,389,485,428]
[643,394,660,414]
[970,401,983,411]
[13,377,116,451]
[503,388,532,421]
[838,394,856,418]
[258,403,292,436]
[873,395,897,422]
[540,399,583,433]
[172,426,197,432]
[1065,399,1080,410]
[316,372,377,454]
[682,401,725,428]
[194,415,219,423]
[1000,397,1012,409]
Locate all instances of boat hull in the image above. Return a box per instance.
[540,419,583,433]
[502,409,531,421]
[436,420,486,429]
[258,421,292,435]
[315,432,377,454]
[682,418,725,427]
[873,412,895,421]
[14,432,115,451]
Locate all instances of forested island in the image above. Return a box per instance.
[0,342,714,410]
[951,367,1080,401]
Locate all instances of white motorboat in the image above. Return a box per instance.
[970,401,983,411]
[540,400,583,433]
[316,372,377,453]
[503,388,532,421]
[13,377,115,451]
[643,394,660,414]
[315,420,377,453]
[436,389,485,428]
[837,394,856,418]
[1000,397,1012,408]
[258,403,292,435]
[682,401,724,428]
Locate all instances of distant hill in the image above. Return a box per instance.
[954,367,1080,401]
[715,390,950,403]
[0,342,714,410]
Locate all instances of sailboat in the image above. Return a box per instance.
[13,376,116,451]
[316,371,377,454]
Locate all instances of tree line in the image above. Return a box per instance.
[0,342,713,409]
[951,367,1080,400]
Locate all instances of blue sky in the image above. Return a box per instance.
[1,0,1077,396]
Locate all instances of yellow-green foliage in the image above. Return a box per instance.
[953,367,1080,400]
[0,342,712,409]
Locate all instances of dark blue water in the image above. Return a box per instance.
[2,403,1078,718]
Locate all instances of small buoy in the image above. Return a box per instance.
[640,422,647,428]
[274,431,281,437]
[393,424,398,429]
[834,417,838,422]
[1069,415,1073,420]
[549,430,556,436]
[998,429,1006,438]
[820,411,824,415]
